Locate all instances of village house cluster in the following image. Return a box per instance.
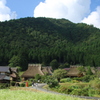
[0,64,100,84]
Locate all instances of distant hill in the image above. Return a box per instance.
[0,17,100,70]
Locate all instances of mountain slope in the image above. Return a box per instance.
[0,17,100,69]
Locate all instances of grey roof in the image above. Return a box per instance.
[0,75,6,80]
[0,66,11,73]
[0,74,10,80]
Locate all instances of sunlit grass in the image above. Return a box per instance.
[0,88,92,100]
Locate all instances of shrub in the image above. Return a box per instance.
[88,89,96,97]
[66,78,72,82]
[35,74,41,81]
[60,79,67,83]
[28,81,33,86]
[41,75,48,83]
[90,78,100,89]
[20,83,25,87]
[47,80,59,88]
[70,89,82,96]
[81,75,93,82]
[58,85,73,94]
[0,83,9,89]
[60,78,72,83]
[10,81,16,86]
[0,83,10,89]
[71,80,79,83]
[80,86,91,96]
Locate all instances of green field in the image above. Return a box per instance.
[0,89,91,100]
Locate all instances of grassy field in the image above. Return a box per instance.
[0,88,92,100]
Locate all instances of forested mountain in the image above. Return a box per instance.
[0,17,100,70]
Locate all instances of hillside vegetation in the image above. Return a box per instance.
[0,17,100,70]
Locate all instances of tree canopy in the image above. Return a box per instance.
[53,69,67,82]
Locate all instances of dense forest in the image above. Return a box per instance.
[0,17,100,70]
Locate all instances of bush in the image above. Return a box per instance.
[35,74,41,81]
[73,75,95,82]
[28,81,33,86]
[60,78,72,83]
[60,79,67,83]
[71,80,79,83]
[81,75,93,82]
[58,85,73,94]
[20,83,25,87]
[41,75,48,83]
[90,78,100,89]
[48,80,59,88]
[70,89,82,95]
[0,83,9,89]
[88,89,96,97]
[10,81,16,86]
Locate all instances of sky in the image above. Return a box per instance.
[0,0,100,28]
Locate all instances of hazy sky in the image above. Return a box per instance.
[0,0,100,28]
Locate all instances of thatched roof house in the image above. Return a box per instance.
[67,65,97,77]
[67,67,81,77]
[42,66,53,75]
[21,64,52,80]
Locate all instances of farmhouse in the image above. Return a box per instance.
[66,65,97,77]
[10,67,20,81]
[21,64,52,80]
[0,66,11,83]
[67,67,82,77]
[0,66,19,83]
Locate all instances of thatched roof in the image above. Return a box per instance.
[64,68,70,71]
[67,66,97,77]
[42,66,52,75]
[96,67,100,72]
[11,68,18,73]
[67,67,80,77]
[21,64,44,78]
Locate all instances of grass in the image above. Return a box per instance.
[0,88,92,100]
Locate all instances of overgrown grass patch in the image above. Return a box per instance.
[49,82,100,97]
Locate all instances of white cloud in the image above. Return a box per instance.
[34,0,91,23]
[0,0,17,21]
[82,6,100,29]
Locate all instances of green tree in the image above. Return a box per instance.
[35,74,41,81]
[59,63,70,69]
[50,59,59,70]
[78,66,86,73]
[53,69,67,82]
[86,66,93,75]
[9,55,20,67]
